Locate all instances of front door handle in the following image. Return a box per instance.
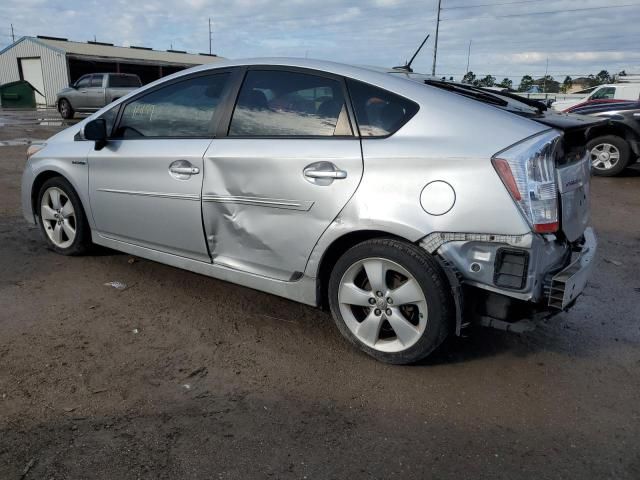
[303,161,347,185]
[169,160,200,180]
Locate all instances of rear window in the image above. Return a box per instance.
[347,79,418,137]
[109,74,141,88]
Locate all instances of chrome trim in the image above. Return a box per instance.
[97,188,201,201]
[202,194,314,211]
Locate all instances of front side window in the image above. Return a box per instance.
[113,73,229,138]
[229,70,352,137]
[90,75,103,88]
[590,87,615,100]
[75,76,91,88]
[347,79,419,137]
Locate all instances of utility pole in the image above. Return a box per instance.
[431,0,442,76]
[208,17,212,55]
[465,39,472,74]
[543,57,549,93]
[10,23,15,43]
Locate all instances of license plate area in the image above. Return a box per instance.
[557,154,591,242]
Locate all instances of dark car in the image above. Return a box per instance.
[569,101,640,176]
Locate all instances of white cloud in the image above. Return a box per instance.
[3,0,638,83]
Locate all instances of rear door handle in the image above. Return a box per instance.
[303,161,347,185]
[304,169,347,179]
[169,160,200,180]
[170,166,200,175]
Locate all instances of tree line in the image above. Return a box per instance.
[460,70,621,93]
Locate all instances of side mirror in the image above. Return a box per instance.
[84,118,108,150]
[70,83,78,89]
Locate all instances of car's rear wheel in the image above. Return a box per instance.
[328,238,453,364]
[59,99,74,119]
[588,135,630,177]
[37,177,91,255]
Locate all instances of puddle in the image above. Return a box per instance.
[0,138,47,147]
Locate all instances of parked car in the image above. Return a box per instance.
[23,59,598,364]
[567,100,640,176]
[552,83,640,111]
[57,73,142,119]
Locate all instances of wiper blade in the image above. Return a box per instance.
[424,80,508,107]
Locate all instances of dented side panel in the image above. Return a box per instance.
[201,138,363,281]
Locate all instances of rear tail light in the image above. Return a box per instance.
[492,130,561,234]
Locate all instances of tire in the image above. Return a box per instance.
[37,177,92,255]
[328,238,454,364]
[588,135,630,177]
[59,99,74,119]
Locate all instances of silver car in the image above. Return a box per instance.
[22,59,597,364]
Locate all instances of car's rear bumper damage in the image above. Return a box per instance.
[424,227,596,335]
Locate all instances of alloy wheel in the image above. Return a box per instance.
[40,187,76,249]
[590,143,620,171]
[338,257,428,353]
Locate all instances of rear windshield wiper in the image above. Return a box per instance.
[424,80,508,108]
[479,88,548,112]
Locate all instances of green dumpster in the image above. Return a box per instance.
[0,80,39,108]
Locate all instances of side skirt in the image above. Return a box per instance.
[92,232,318,307]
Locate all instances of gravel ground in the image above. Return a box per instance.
[1,112,639,479]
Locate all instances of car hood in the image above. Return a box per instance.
[57,87,75,96]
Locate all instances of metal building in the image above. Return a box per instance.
[0,36,223,106]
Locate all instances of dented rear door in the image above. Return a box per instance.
[201,67,363,281]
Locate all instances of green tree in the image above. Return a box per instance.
[595,70,611,85]
[518,75,534,92]
[476,75,496,87]
[561,76,573,93]
[539,75,558,93]
[462,71,476,84]
[498,78,513,89]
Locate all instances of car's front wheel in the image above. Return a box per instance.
[588,135,630,177]
[328,238,454,364]
[37,177,91,255]
[59,99,74,119]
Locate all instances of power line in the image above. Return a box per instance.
[443,0,552,10]
[442,3,640,20]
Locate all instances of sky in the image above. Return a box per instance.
[2,0,639,85]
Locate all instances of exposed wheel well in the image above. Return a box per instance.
[31,171,64,216]
[588,123,638,145]
[316,230,404,309]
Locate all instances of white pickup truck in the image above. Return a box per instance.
[552,83,640,111]
[56,73,142,119]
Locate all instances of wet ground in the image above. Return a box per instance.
[1,110,639,479]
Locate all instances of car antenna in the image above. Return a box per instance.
[393,34,430,73]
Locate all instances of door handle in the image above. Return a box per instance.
[303,162,348,185]
[304,169,347,179]
[169,160,200,180]
[170,166,200,175]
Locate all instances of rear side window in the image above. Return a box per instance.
[113,73,229,138]
[347,79,419,137]
[229,70,353,137]
[110,74,141,88]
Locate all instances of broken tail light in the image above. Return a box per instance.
[492,130,561,234]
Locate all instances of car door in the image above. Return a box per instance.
[201,67,363,281]
[85,74,106,109]
[70,75,92,109]
[88,71,233,262]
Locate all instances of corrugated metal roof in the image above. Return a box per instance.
[30,36,223,66]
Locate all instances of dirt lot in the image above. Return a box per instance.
[1,111,639,479]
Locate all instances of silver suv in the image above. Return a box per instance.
[22,59,597,364]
